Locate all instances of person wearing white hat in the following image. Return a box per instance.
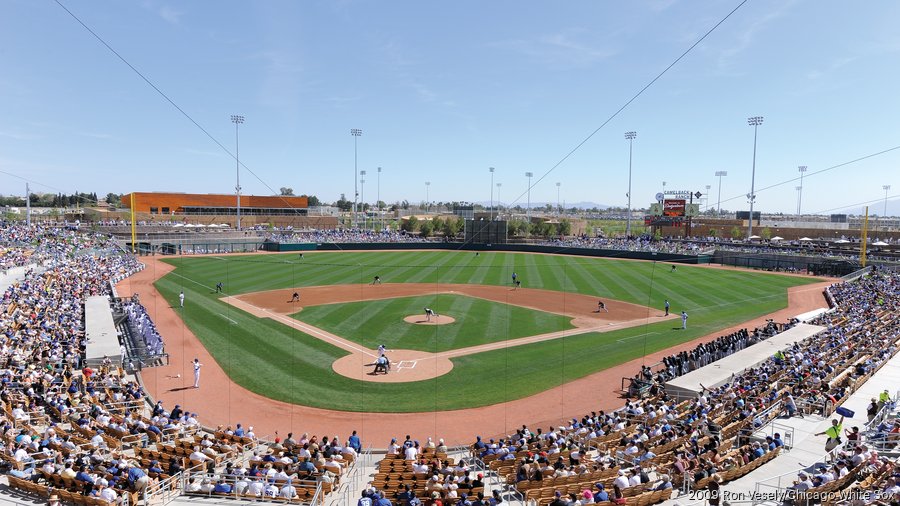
[613,469,629,490]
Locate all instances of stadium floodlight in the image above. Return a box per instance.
[797,166,808,217]
[883,185,892,233]
[624,131,637,236]
[715,171,727,215]
[351,128,362,228]
[425,181,431,214]
[747,116,764,239]
[230,115,245,231]
[360,170,367,220]
[377,167,382,230]
[496,183,502,214]
[489,167,495,221]
[525,172,534,222]
[556,182,561,217]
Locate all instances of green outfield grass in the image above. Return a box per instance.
[154,250,823,412]
[293,294,575,353]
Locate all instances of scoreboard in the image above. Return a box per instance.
[663,199,686,217]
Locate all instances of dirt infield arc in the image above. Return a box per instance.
[224,283,674,383]
[116,255,834,446]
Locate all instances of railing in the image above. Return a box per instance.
[142,468,184,506]
[751,441,846,505]
[180,472,321,503]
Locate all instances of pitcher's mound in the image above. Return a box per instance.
[403,314,455,325]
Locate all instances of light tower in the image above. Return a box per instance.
[377,167,382,230]
[230,115,244,231]
[797,165,808,217]
[350,128,362,228]
[360,170,367,228]
[715,171,728,215]
[496,183,502,216]
[747,116,764,238]
[525,172,533,222]
[489,167,495,221]
[425,182,431,213]
[556,182,561,216]
[624,131,637,236]
[883,185,892,233]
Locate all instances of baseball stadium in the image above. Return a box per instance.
[2,3,900,506]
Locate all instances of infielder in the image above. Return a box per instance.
[681,311,688,329]
[179,291,185,307]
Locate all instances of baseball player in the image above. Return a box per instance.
[671,265,677,272]
[377,344,388,357]
[681,311,688,329]
[597,300,608,313]
[511,272,518,284]
[371,276,382,285]
[664,300,670,316]
[290,292,300,303]
[424,307,437,322]
[514,279,521,290]
[179,291,185,307]
[192,358,202,388]
[215,282,223,293]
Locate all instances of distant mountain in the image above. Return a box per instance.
[476,200,610,210]
[844,199,900,218]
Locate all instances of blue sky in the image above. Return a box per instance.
[2,0,899,215]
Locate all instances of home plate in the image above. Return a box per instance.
[395,360,417,370]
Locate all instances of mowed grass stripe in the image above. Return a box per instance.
[294,294,574,352]
[156,250,823,412]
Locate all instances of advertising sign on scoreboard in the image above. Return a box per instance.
[663,199,686,217]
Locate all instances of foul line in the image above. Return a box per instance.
[218,313,238,325]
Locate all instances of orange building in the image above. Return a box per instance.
[121,192,308,216]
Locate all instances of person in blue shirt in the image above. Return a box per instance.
[593,483,609,502]
[375,492,393,506]
[234,424,245,437]
[772,433,785,448]
[213,479,233,494]
[358,490,374,506]
[75,465,95,495]
[348,431,362,453]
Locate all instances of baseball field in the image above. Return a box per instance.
[153,250,822,413]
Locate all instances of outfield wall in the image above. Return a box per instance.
[265,241,705,263]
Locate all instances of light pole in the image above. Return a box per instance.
[883,185,892,233]
[360,170,367,229]
[496,183,502,216]
[489,167,495,221]
[350,128,362,228]
[747,116,764,239]
[797,165,807,218]
[556,182,561,216]
[624,131,636,236]
[230,115,244,231]
[705,185,711,212]
[360,169,367,210]
[377,167,382,230]
[715,171,727,215]
[525,172,533,222]
[425,182,431,214]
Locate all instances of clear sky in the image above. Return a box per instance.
[2,0,899,215]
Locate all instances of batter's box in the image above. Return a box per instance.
[395,360,417,370]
